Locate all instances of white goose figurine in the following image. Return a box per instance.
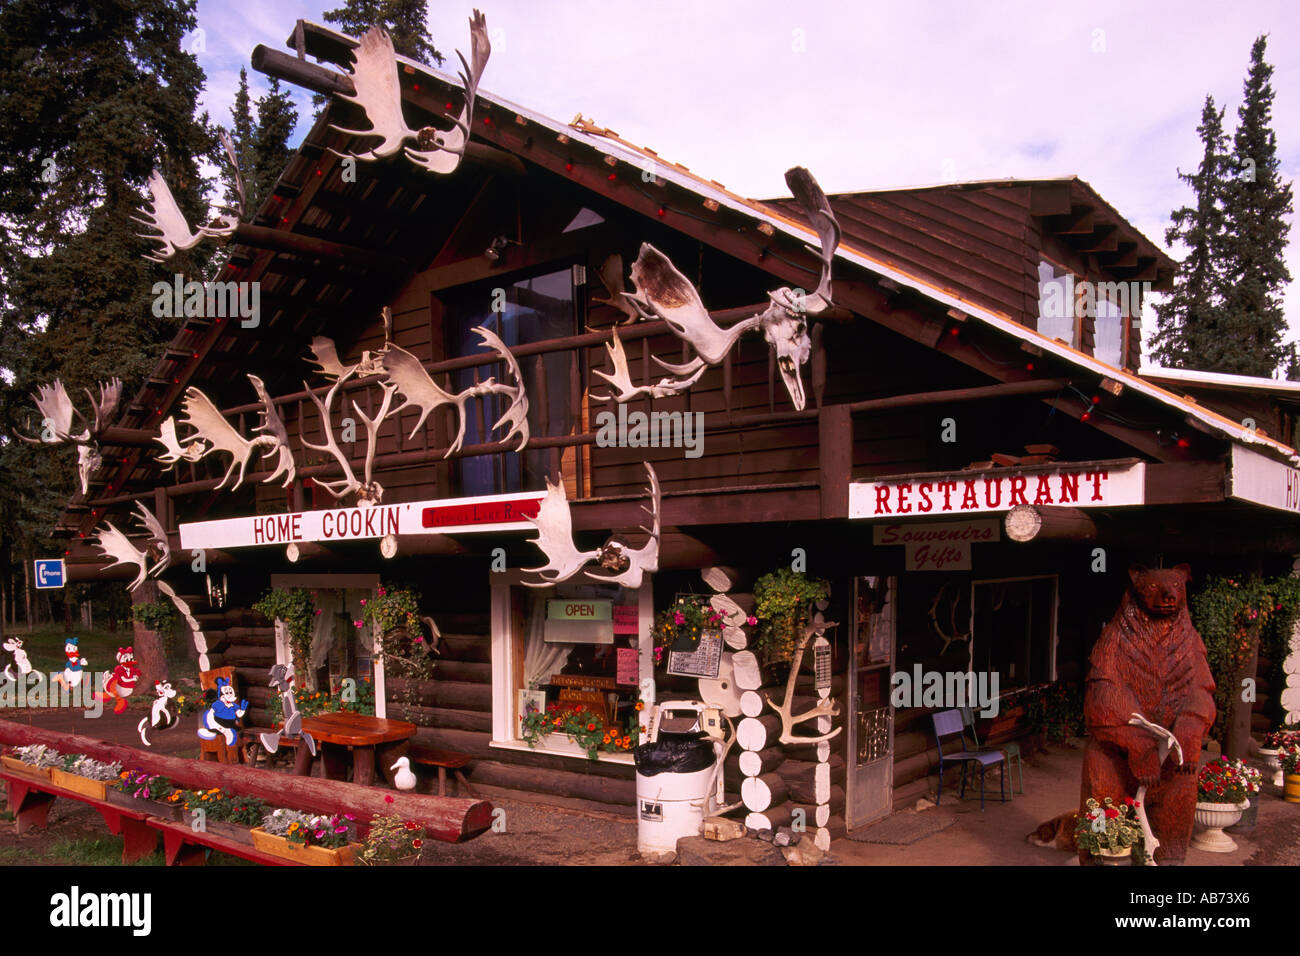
[391,756,418,791]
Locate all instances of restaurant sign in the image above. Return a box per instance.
[1228,445,1300,514]
[179,490,546,551]
[849,461,1145,520]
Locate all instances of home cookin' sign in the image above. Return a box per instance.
[849,461,1145,519]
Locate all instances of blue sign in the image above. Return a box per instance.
[34,559,65,590]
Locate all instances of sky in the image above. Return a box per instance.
[191,0,1300,368]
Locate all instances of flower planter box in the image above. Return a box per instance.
[250,828,358,866]
[104,788,185,822]
[0,755,54,782]
[49,769,108,800]
[1285,772,1300,804]
[1190,800,1247,852]
[1091,846,1132,866]
[184,812,256,846]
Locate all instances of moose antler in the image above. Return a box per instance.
[591,253,641,325]
[330,12,490,175]
[155,416,207,469]
[15,377,122,495]
[766,618,843,745]
[92,501,170,592]
[609,167,840,411]
[133,131,243,263]
[585,463,661,589]
[249,375,296,488]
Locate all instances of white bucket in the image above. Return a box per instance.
[636,763,718,855]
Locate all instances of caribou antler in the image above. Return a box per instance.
[248,375,296,488]
[929,583,970,654]
[766,618,843,745]
[521,477,599,586]
[591,253,641,325]
[175,384,281,491]
[132,501,171,579]
[93,517,155,592]
[154,416,207,469]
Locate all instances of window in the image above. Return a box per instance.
[1094,292,1124,367]
[1036,260,1076,346]
[446,268,580,495]
[969,575,1057,693]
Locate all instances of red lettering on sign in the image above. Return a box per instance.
[939,481,957,510]
[917,482,933,513]
[961,480,978,510]
[253,518,265,544]
[1059,473,1079,504]
[422,496,543,528]
[875,485,892,515]
[1033,475,1054,505]
[897,483,912,513]
[1086,469,1108,501]
[1008,476,1027,506]
[984,478,1001,508]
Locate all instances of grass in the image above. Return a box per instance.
[5,624,199,682]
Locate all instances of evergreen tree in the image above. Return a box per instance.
[323,0,443,65]
[1150,96,1228,370]
[223,67,254,210]
[247,77,297,214]
[1219,35,1294,377]
[0,0,216,631]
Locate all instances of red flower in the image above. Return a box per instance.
[385,795,395,803]
[412,839,422,849]
[587,723,596,732]
[404,821,419,830]
[1104,807,1119,818]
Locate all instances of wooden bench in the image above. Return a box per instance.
[1,772,158,863]
[407,745,476,797]
[146,817,301,867]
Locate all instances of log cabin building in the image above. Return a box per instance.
[49,18,1300,834]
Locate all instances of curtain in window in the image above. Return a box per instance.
[523,594,571,690]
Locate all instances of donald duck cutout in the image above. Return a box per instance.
[52,638,88,691]
[97,646,142,714]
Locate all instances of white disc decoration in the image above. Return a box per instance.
[814,828,831,851]
[737,717,768,752]
[740,690,764,718]
[723,625,748,650]
[739,750,763,776]
[815,804,831,828]
[741,775,775,812]
[732,651,762,690]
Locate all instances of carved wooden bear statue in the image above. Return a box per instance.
[1081,564,1215,864]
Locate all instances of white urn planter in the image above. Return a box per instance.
[1259,748,1283,788]
[1190,800,1247,853]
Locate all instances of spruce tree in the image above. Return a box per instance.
[1219,35,1294,377]
[1150,96,1228,370]
[223,68,255,210]
[247,77,297,215]
[323,0,443,64]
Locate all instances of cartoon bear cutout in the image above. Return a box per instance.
[1081,564,1216,864]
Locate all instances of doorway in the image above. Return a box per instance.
[846,575,896,830]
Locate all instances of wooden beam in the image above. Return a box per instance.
[0,719,493,844]
[1029,182,1073,216]
[818,404,851,519]
[233,223,406,272]
[1003,504,1099,542]
[250,45,525,177]
[1046,206,1095,235]
[846,378,1069,415]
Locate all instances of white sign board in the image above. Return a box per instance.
[179,491,545,551]
[849,461,1145,520]
[1228,445,1300,513]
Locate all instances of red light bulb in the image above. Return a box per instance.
[657,207,666,218]
[1025,362,1035,372]
[565,162,574,173]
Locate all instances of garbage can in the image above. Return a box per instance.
[634,701,719,855]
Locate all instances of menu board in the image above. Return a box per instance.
[616,647,639,685]
[666,632,723,679]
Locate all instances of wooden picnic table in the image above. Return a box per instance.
[293,712,417,787]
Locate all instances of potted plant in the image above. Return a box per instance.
[360,584,435,712]
[252,587,316,679]
[1191,756,1254,851]
[753,568,830,672]
[651,595,721,661]
[50,754,123,800]
[174,788,269,845]
[252,808,360,865]
[106,770,182,821]
[1,744,61,781]
[1281,743,1300,804]
[520,703,636,760]
[1074,796,1143,865]
[1260,730,1300,787]
[359,804,425,866]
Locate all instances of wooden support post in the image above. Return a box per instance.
[818,404,852,519]
[1003,505,1101,543]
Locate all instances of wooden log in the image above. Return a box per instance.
[701,566,747,593]
[428,659,492,684]
[1003,504,1100,543]
[0,718,491,843]
[737,717,768,752]
[745,802,794,832]
[225,626,274,641]
[777,755,845,790]
[741,772,788,812]
[225,645,275,665]
[386,678,491,711]
[386,704,494,732]
[740,690,764,718]
[732,651,762,690]
[788,785,846,822]
[467,760,635,806]
[410,727,634,780]
[725,747,786,788]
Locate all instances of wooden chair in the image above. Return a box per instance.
[961,705,1023,795]
[198,666,245,765]
[931,708,1006,810]
[407,744,476,797]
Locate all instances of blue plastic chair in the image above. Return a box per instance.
[961,705,1023,796]
[931,708,1006,810]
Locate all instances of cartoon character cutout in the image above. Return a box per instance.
[52,637,88,690]
[98,646,142,714]
[1,635,32,682]
[138,680,178,746]
[197,676,247,746]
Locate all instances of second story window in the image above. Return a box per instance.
[446,267,579,496]
[1036,259,1077,347]
[1094,291,1124,368]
